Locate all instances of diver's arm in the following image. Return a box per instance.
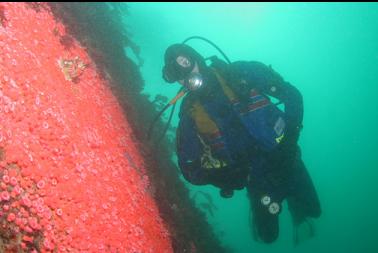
[176,112,211,185]
[177,111,236,187]
[256,64,303,134]
[259,64,303,145]
[230,61,303,143]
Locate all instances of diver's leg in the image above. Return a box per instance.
[247,156,282,243]
[286,152,321,245]
[247,187,280,243]
[287,154,321,224]
[210,166,248,198]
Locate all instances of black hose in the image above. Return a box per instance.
[147,87,186,142]
[146,103,170,141]
[182,36,232,64]
[156,102,177,144]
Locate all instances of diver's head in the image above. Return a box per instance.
[162,44,207,91]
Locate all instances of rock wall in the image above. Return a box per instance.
[0,3,172,252]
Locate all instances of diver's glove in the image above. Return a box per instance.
[282,123,302,147]
[181,157,231,186]
[208,165,248,191]
[274,123,302,167]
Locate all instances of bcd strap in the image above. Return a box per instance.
[212,68,239,103]
[189,100,219,136]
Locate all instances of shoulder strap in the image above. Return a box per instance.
[212,68,239,103]
[189,100,220,136]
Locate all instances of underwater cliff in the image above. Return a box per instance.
[0,2,227,253]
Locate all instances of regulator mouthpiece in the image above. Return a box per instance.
[185,72,203,91]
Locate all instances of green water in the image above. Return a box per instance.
[125,3,378,252]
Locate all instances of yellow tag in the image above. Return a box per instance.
[275,134,284,143]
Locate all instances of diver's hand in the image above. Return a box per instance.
[282,143,299,167]
[273,125,301,167]
[283,124,301,147]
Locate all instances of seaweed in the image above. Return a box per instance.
[25,2,49,13]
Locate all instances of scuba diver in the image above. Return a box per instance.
[154,37,321,244]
